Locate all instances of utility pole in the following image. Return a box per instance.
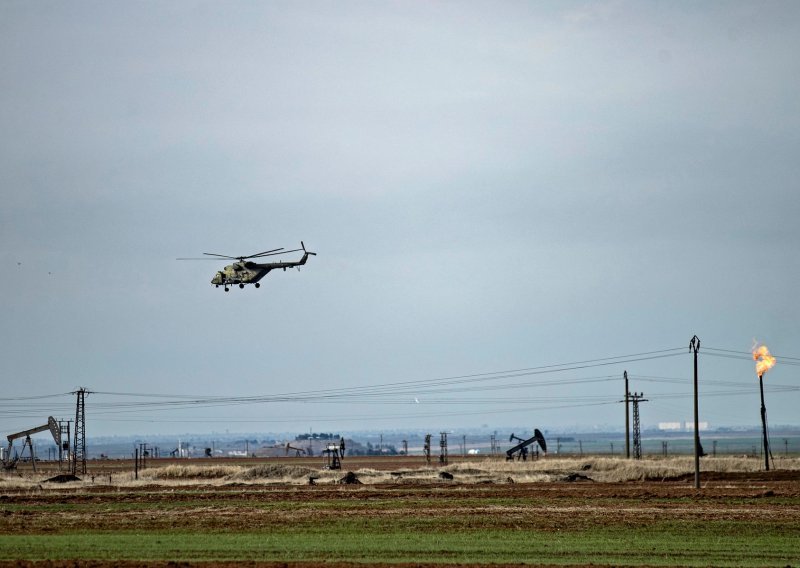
[71,388,90,475]
[424,434,431,464]
[138,443,149,470]
[439,432,448,465]
[630,393,647,459]
[690,336,701,489]
[624,370,630,459]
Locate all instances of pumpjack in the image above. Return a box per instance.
[506,429,547,461]
[3,417,61,472]
[285,443,307,457]
[322,438,346,470]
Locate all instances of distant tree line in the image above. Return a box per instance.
[349,442,399,456]
[295,432,339,441]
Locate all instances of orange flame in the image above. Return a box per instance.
[752,343,776,377]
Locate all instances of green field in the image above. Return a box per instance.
[0,526,796,566]
[1,475,798,567]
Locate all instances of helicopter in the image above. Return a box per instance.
[178,242,316,291]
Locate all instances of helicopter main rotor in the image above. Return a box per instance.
[177,247,302,262]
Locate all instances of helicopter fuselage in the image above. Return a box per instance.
[211,252,312,289]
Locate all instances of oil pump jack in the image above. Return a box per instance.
[285,443,307,457]
[3,417,61,472]
[322,437,345,470]
[506,429,547,461]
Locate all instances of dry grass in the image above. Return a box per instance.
[446,455,800,483]
[232,464,317,481]
[141,464,239,480]
[1,456,797,488]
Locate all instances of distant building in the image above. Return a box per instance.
[658,421,710,432]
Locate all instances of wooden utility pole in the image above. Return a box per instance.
[624,370,630,459]
[690,336,701,489]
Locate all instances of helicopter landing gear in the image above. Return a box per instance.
[239,283,245,289]
[255,283,260,288]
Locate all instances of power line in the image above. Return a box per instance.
[702,347,800,365]
[89,347,687,402]
[3,344,796,430]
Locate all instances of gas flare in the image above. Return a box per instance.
[752,342,776,377]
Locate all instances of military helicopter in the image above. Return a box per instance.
[179,242,316,291]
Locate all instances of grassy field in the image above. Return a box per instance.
[1,526,796,566]
[1,457,798,567]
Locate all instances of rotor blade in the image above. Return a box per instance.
[243,247,284,258]
[202,253,242,260]
[181,246,301,261]
[301,241,316,255]
[248,248,302,258]
[244,247,283,258]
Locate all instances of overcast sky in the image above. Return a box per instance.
[1,1,798,438]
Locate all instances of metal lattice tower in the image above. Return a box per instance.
[630,392,647,460]
[439,432,448,465]
[423,434,431,464]
[58,420,71,471]
[72,388,89,474]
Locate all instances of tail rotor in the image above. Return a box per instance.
[301,241,317,256]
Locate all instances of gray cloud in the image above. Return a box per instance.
[1,1,798,435]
